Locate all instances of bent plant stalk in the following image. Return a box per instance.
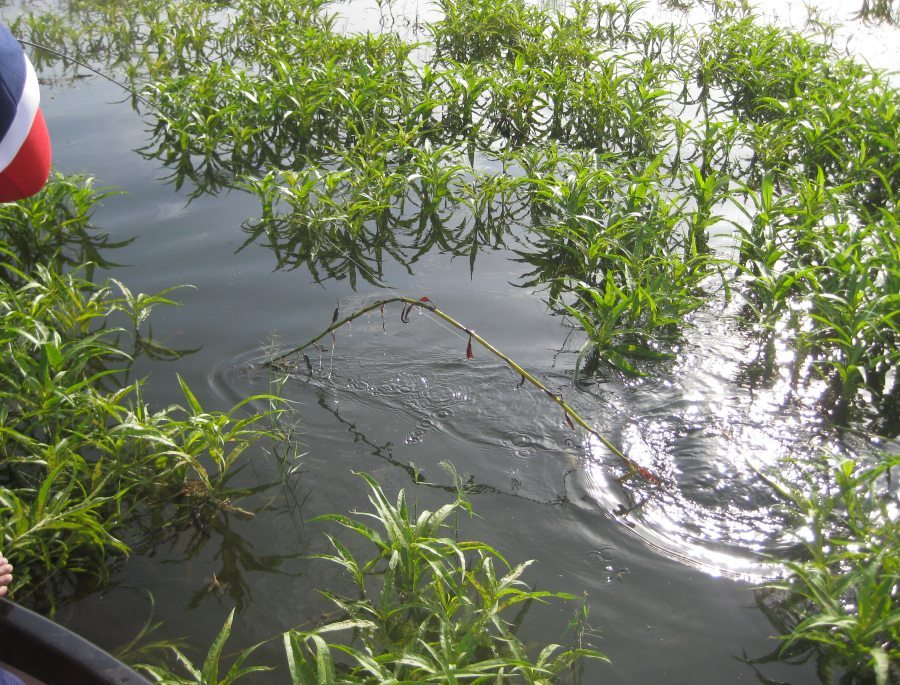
[267,295,660,484]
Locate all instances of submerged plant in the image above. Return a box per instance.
[854,0,900,25]
[124,471,606,683]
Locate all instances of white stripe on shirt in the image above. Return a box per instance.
[0,52,40,172]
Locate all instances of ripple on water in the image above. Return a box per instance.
[562,309,897,580]
[212,331,583,506]
[211,306,897,583]
[582,546,629,583]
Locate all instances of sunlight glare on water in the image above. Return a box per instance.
[216,296,891,583]
[566,305,895,579]
[191,0,900,586]
[336,0,900,78]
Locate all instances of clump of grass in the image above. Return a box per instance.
[730,172,899,418]
[430,0,544,62]
[283,470,607,682]
[756,455,899,685]
[128,470,606,683]
[0,175,290,612]
[0,172,128,279]
[9,0,898,402]
[135,608,271,685]
[854,0,900,25]
[519,151,715,376]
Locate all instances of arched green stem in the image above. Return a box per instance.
[267,296,659,483]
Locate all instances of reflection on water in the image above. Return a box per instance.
[0,173,134,281]
[136,507,300,613]
[241,179,522,283]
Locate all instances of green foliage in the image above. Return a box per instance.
[136,609,271,685]
[0,172,128,280]
[759,456,899,685]
[521,153,711,376]
[0,176,289,612]
[731,173,899,413]
[12,0,898,409]
[125,472,605,683]
[283,471,606,683]
[3,2,897,681]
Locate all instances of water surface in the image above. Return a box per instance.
[7,0,899,682]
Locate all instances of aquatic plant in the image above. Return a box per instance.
[2,1,898,681]
[130,471,605,683]
[283,471,607,683]
[0,171,129,280]
[136,609,271,684]
[12,0,897,415]
[519,152,715,375]
[755,455,899,685]
[0,176,291,612]
[854,0,900,24]
[729,172,900,418]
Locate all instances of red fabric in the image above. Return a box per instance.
[0,107,51,203]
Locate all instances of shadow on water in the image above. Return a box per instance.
[131,504,302,614]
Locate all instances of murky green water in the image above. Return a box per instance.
[4,0,898,682]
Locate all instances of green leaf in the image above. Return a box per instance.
[201,608,235,683]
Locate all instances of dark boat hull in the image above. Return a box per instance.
[0,599,150,685]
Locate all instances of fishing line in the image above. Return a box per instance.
[5,17,658,620]
[19,39,161,114]
[320,233,468,343]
